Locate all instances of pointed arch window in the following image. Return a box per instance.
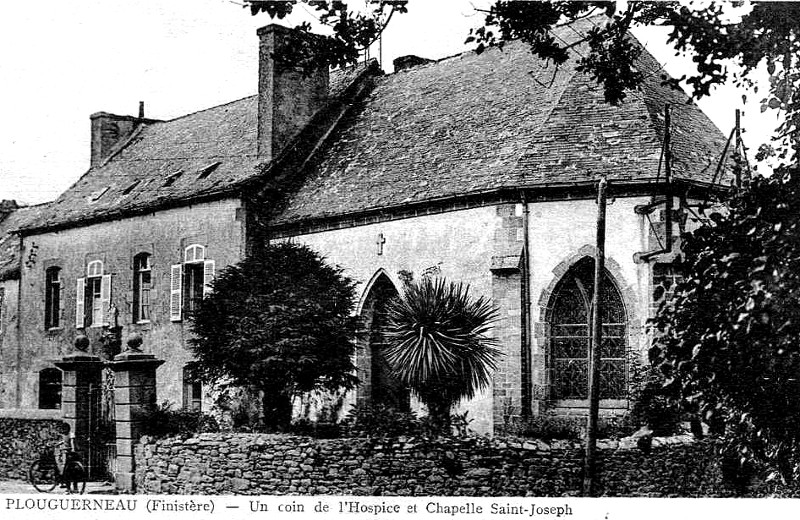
[548,257,627,402]
[357,272,410,411]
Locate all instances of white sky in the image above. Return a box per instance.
[0,0,778,205]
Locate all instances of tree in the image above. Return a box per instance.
[650,168,800,482]
[189,242,359,430]
[383,277,500,431]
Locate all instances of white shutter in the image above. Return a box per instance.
[99,274,111,326]
[170,264,182,322]
[75,277,85,329]
[203,260,215,297]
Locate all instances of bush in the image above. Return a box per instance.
[500,414,631,441]
[342,403,421,438]
[627,355,682,436]
[288,419,342,438]
[139,401,219,438]
[342,403,473,438]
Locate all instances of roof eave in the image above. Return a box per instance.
[269,177,730,234]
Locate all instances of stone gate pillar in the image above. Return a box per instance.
[109,335,164,492]
[54,335,103,471]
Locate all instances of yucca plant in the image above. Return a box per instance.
[383,277,501,432]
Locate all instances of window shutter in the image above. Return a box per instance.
[75,277,85,329]
[170,264,182,322]
[203,260,215,297]
[99,274,112,326]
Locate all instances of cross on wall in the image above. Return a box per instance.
[376,233,386,255]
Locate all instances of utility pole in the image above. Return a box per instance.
[583,175,607,497]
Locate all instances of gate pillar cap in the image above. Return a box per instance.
[109,351,165,370]
[55,353,103,368]
[112,351,160,362]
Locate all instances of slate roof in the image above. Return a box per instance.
[20,64,371,233]
[272,20,730,225]
[20,18,730,233]
[0,204,51,280]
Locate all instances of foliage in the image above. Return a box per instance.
[342,403,473,439]
[627,352,681,436]
[342,403,422,438]
[189,242,359,430]
[651,168,800,481]
[288,418,342,438]
[244,1,407,73]
[500,414,630,441]
[138,401,219,439]
[382,277,500,430]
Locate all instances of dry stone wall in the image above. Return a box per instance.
[135,433,740,496]
[0,412,66,480]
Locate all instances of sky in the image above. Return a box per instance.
[0,0,778,205]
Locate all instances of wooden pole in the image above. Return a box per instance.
[583,175,607,497]
[664,104,673,251]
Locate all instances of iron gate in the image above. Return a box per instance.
[87,368,116,481]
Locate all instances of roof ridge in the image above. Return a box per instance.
[161,94,258,124]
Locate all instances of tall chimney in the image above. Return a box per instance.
[89,112,139,168]
[90,105,159,168]
[257,24,329,162]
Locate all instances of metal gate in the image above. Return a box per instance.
[87,368,116,481]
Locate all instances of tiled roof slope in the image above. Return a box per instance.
[20,64,370,233]
[273,21,730,225]
[0,204,51,280]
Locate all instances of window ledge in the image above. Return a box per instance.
[46,327,64,335]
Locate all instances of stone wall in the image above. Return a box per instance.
[0,411,66,480]
[135,432,739,497]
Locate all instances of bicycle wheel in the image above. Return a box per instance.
[64,461,86,495]
[29,460,58,493]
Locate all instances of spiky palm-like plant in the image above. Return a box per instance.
[383,277,500,430]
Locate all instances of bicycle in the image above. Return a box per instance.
[29,446,87,494]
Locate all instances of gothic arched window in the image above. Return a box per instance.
[357,272,410,411]
[549,257,627,402]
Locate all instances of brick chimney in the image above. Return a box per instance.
[90,103,159,168]
[257,24,329,162]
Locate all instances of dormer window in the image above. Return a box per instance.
[121,180,140,196]
[89,186,110,202]
[196,162,221,180]
[163,171,183,187]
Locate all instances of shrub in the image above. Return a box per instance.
[342,403,421,438]
[627,354,682,436]
[138,401,219,438]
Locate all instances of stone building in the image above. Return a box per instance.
[0,20,730,434]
